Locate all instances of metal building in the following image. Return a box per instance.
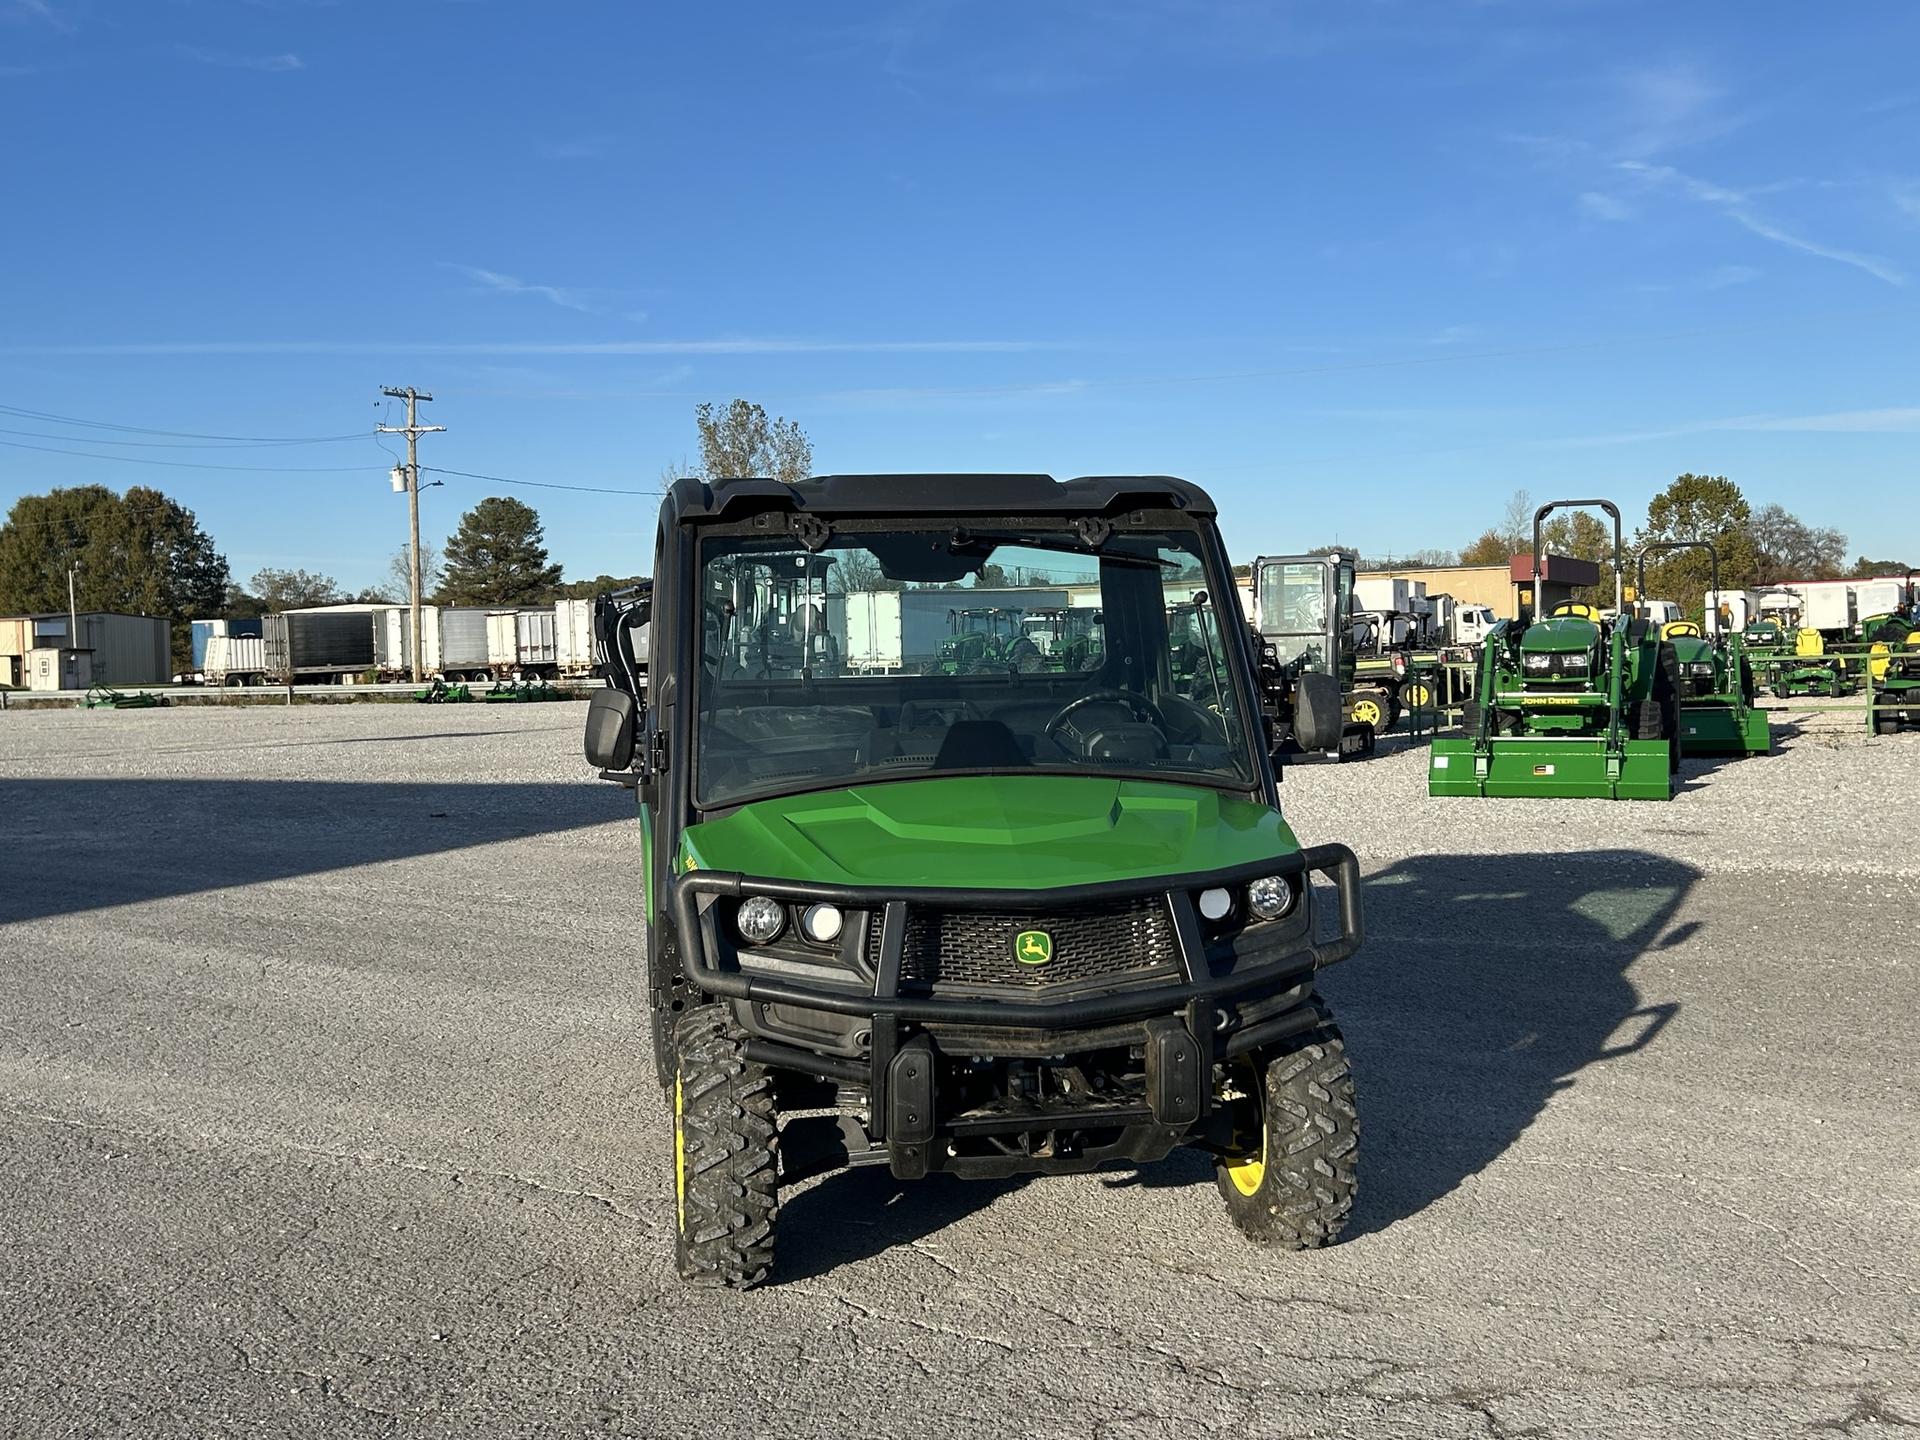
[0,612,169,688]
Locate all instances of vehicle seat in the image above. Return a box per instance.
[1795,629,1825,657]
[1551,602,1600,620]
[1662,621,1702,639]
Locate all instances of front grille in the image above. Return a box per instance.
[869,896,1179,990]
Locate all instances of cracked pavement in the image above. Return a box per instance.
[1,704,1916,1437]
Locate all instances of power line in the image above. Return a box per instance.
[0,401,367,444]
[0,438,382,473]
[426,465,663,496]
[0,424,376,451]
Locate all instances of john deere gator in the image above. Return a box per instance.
[1429,499,1680,799]
[1636,542,1770,757]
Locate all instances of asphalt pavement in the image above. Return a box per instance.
[2,704,1915,1438]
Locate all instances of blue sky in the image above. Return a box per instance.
[2,0,1915,591]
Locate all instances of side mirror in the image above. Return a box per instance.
[584,687,637,771]
[1292,671,1343,753]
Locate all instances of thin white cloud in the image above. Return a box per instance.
[1578,190,1634,222]
[442,262,597,314]
[1554,407,1920,447]
[6,0,72,32]
[1705,263,1760,288]
[1617,161,1907,287]
[1613,60,1736,158]
[176,44,304,72]
[0,338,1070,357]
[1889,181,1920,224]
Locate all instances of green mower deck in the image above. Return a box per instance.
[1428,735,1673,799]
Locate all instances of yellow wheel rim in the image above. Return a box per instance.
[1351,697,1383,727]
[674,1074,687,1229]
[1407,683,1432,708]
[1222,1059,1268,1197]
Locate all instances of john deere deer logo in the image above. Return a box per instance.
[1014,930,1053,966]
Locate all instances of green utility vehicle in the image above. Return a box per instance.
[1635,542,1770,757]
[1429,499,1680,799]
[1248,552,1388,757]
[584,474,1364,1288]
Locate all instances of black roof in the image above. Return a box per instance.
[663,473,1216,523]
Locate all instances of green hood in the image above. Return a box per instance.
[1668,635,1713,664]
[682,775,1298,890]
[1521,617,1599,654]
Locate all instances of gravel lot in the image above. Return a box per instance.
[2,701,1916,1438]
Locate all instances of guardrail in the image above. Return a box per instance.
[0,677,609,710]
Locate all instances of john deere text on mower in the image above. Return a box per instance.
[1635,541,1770,758]
[583,474,1364,1288]
[1428,498,1680,799]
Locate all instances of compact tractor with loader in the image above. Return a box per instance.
[584,474,1365,1288]
[1635,542,1770,758]
[1429,499,1681,799]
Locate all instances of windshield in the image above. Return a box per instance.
[694,525,1256,808]
[1254,561,1332,672]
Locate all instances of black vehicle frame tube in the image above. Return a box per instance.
[741,1039,870,1084]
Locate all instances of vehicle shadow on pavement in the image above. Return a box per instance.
[0,779,630,925]
[774,1170,1029,1283]
[1319,849,1693,1238]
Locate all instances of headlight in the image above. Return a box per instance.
[1522,654,1553,672]
[735,895,785,945]
[1557,653,1591,675]
[1197,887,1235,923]
[1686,662,1715,677]
[1247,874,1297,921]
[798,903,843,944]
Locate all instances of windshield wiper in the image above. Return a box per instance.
[948,530,1178,570]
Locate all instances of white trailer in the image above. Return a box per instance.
[203,633,267,685]
[840,586,1070,672]
[1352,576,1412,615]
[1854,578,1908,619]
[1801,586,1854,635]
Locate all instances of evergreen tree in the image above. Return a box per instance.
[438,496,563,603]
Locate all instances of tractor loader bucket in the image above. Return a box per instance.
[1677,701,1771,757]
[1428,735,1674,799]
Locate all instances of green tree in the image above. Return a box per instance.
[1459,529,1511,566]
[438,496,564,604]
[554,573,651,599]
[1635,473,1758,620]
[1850,556,1911,579]
[0,484,230,669]
[694,399,813,482]
[250,567,344,609]
[1541,510,1613,565]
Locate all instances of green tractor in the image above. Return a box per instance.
[582,473,1365,1288]
[1429,499,1679,799]
[1635,542,1770,757]
[931,606,1044,675]
[1022,606,1106,672]
[1865,614,1920,733]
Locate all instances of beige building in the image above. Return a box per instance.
[1369,555,1602,620]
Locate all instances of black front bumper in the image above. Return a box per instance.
[666,844,1363,1178]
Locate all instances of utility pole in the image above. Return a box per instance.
[377,387,446,683]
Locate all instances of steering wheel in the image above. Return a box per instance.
[1043,688,1168,744]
